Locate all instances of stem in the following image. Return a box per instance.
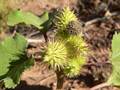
[90,82,111,90]
[0,81,4,90]
[56,71,65,90]
[27,39,43,43]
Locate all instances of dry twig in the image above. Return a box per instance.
[90,82,111,90]
[85,12,120,26]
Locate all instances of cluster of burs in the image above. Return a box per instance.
[43,7,88,77]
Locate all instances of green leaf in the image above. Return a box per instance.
[107,33,120,86]
[0,33,34,88]
[7,10,49,29]
[2,33,27,56]
[0,33,27,76]
[3,56,34,88]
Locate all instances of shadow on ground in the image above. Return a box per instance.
[8,81,52,90]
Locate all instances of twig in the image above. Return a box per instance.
[27,39,44,44]
[85,12,120,26]
[39,74,56,84]
[90,82,111,90]
[84,61,111,67]
[27,31,40,38]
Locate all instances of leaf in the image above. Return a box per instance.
[0,33,27,76]
[107,33,120,86]
[3,56,34,88]
[7,10,49,29]
[0,33,34,88]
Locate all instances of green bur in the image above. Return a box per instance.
[43,7,88,78]
[44,41,68,71]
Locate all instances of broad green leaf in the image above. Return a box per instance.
[7,10,49,29]
[0,33,27,76]
[3,56,34,88]
[0,33,34,88]
[108,33,120,86]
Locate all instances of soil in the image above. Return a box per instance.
[6,0,120,90]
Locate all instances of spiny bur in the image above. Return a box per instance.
[43,7,88,79]
[64,56,85,77]
[54,7,77,31]
[44,41,68,71]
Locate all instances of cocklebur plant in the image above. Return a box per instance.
[0,0,49,32]
[50,7,87,76]
[43,7,88,89]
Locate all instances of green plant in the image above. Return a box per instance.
[7,10,49,29]
[0,1,87,89]
[43,7,88,90]
[0,33,34,88]
[0,0,49,32]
